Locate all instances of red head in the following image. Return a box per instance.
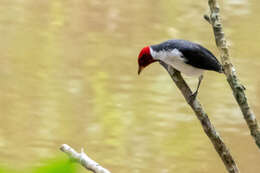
[138,46,156,75]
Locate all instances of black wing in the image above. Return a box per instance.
[152,40,223,73]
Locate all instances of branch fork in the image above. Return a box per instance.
[60,144,111,173]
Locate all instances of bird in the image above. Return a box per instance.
[137,39,223,102]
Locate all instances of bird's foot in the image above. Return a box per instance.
[188,91,198,104]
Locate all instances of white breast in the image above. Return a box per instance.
[150,47,204,77]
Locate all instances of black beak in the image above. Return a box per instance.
[138,66,143,75]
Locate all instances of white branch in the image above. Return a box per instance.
[60,144,111,173]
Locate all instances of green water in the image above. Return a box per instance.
[0,0,260,173]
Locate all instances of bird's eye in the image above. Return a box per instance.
[139,56,145,64]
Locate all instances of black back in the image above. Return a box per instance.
[151,39,223,73]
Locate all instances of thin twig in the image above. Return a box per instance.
[60,144,111,173]
[160,62,239,173]
[206,0,260,149]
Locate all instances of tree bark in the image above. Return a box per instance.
[60,144,111,173]
[160,62,239,173]
[205,0,260,149]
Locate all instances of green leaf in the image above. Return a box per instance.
[32,158,77,173]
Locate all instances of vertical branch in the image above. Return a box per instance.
[160,62,239,173]
[205,0,260,149]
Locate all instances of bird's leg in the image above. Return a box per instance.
[188,75,203,103]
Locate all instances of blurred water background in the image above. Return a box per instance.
[0,0,260,173]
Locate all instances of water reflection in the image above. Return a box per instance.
[0,0,260,173]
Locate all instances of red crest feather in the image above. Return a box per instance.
[138,46,150,59]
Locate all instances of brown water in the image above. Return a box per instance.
[0,0,260,172]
